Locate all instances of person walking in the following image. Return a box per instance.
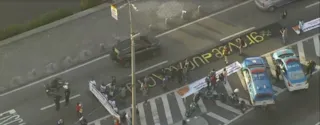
[57,119,64,125]
[280,27,288,44]
[222,46,230,64]
[223,68,228,84]
[298,20,304,35]
[76,103,83,118]
[193,92,201,106]
[275,64,281,81]
[54,95,62,111]
[183,59,190,82]
[64,86,70,106]
[177,66,183,84]
[306,60,316,77]
[237,37,245,55]
[205,75,211,90]
[141,79,148,96]
[281,10,287,19]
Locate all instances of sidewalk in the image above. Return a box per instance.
[172,116,209,125]
[0,0,243,93]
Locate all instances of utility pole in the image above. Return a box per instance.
[128,0,137,124]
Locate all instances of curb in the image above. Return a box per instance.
[0,1,121,47]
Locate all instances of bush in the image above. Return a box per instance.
[80,0,103,10]
[0,9,73,41]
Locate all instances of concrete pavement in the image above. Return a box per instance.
[0,0,319,125]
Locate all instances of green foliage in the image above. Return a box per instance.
[80,0,103,10]
[0,9,73,41]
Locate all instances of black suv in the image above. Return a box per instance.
[110,35,161,67]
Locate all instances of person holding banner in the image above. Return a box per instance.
[223,46,230,64]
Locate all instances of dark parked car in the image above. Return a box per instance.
[110,35,161,67]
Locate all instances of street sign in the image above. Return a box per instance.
[111,5,118,20]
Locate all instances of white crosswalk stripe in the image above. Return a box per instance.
[88,34,320,125]
[161,95,173,125]
[206,112,230,124]
[137,103,147,125]
[150,99,160,125]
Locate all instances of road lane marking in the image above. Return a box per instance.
[315,122,320,125]
[272,86,283,93]
[40,94,81,110]
[137,103,147,125]
[305,1,320,8]
[174,91,186,119]
[155,0,253,38]
[129,60,168,76]
[220,27,256,41]
[215,100,242,115]
[161,95,173,125]
[313,35,320,57]
[224,80,234,96]
[297,41,307,64]
[198,98,207,113]
[206,112,230,124]
[0,109,26,125]
[149,98,160,125]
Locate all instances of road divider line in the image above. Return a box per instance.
[220,27,256,41]
[155,0,253,38]
[129,60,168,76]
[40,94,81,110]
[305,1,320,8]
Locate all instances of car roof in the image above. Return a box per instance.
[250,70,273,94]
[115,36,151,51]
[244,57,264,66]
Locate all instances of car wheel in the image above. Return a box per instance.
[268,6,276,11]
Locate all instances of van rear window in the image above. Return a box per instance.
[256,93,273,99]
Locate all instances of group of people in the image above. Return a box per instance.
[275,60,316,81]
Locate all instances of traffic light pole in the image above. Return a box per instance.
[128,0,137,124]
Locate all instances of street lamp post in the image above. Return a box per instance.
[128,0,137,125]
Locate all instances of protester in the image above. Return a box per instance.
[57,119,64,125]
[280,27,288,44]
[237,37,245,55]
[76,103,83,118]
[54,95,62,111]
[275,64,281,81]
[298,20,304,34]
[223,68,228,84]
[205,75,211,90]
[222,46,230,64]
[183,59,190,82]
[176,66,183,84]
[64,85,70,106]
[306,60,316,77]
[281,10,287,19]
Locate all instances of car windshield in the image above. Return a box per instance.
[289,70,305,80]
[279,53,294,58]
[252,73,265,80]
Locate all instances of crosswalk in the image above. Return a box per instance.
[89,34,320,125]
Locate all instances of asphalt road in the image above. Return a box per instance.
[0,0,244,94]
[0,0,319,125]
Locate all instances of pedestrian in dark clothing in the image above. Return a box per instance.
[275,65,281,81]
[306,60,316,77]
[205,76,211,90]
[193,92,201,104]
[237,37,246,55]
[182,119,187,125]
[111,76,116,85]
[172,68,178,81]
[210,75,217,90]
[54,95,62,111]
[281,10,287,19]
[177,67,183,84]
[79,117,88,125]
[64,88,70,106]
